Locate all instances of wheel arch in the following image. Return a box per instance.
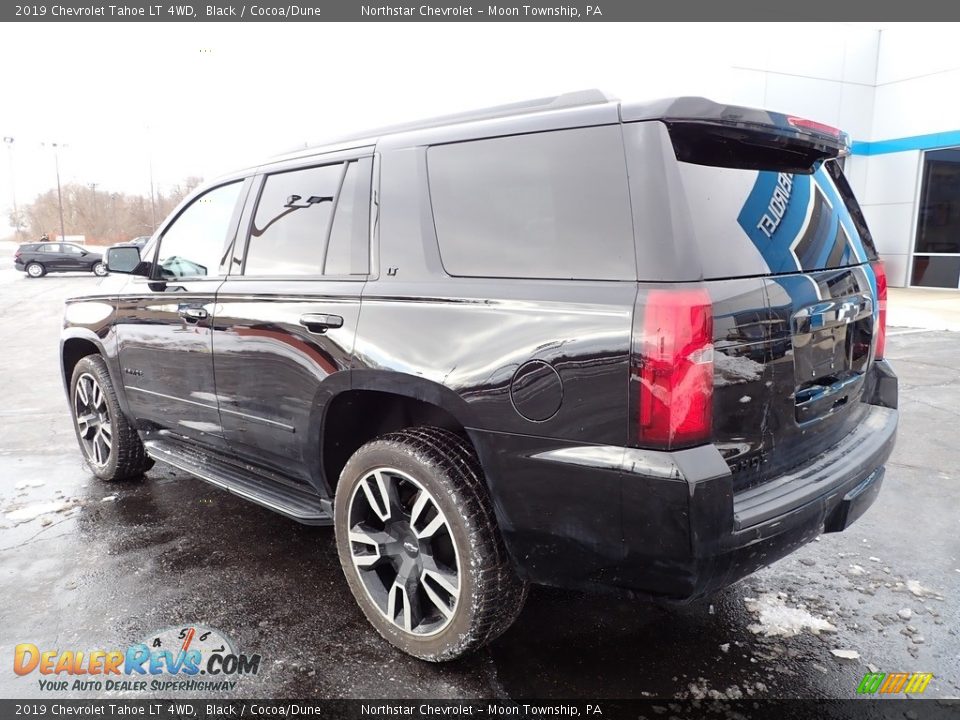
[61,329,131,417]
[314,370,483,498]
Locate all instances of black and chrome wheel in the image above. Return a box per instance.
[334,427,528,661]
[69,355,152,481]
[26,262,45,278]
[74,371,112,467]
[92,262,108,277]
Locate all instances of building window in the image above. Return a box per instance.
[912,148,960,288]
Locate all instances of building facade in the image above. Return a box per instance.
[716,24,960,288]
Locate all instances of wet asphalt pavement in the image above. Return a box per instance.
[0,262,957,700]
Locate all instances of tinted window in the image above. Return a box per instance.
[676,160,872,279]
[427,126,636,280]
[62,244,84,255]
[244,159,371,277]
[325,159,372,276]
[38,244,60,254]
[156,181,243,279]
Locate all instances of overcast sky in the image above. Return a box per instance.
[0,22,883,235]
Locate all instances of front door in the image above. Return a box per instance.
[213,155,373,487]
[60,243,88,270]
[115,179,249,448]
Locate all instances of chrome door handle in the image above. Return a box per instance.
[299,313,343,333]
[179,307,209,322]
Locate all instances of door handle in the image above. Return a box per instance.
[179,307,209,323]
[299,313,343,333]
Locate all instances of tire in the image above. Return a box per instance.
[26,262,45,278]
[92,262,108,277]
[69,355,152,481]
[334,426,528,661]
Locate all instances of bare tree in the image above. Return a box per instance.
[7,177,205,245]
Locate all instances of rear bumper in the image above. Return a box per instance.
[471,360,898,600]
[13,260,25,271]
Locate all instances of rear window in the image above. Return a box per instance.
[676,160,877,279]
[427,126,636,281]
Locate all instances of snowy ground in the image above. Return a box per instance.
[0,271,957,700]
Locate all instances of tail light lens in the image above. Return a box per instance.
[872,260,887,360]
[637,289,714,449]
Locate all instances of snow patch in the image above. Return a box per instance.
[831,649,860,661]
[745,593,837,637]
[6,500,78,524]
[714,352,764,386]
[906,579,939,598]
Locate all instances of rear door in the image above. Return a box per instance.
[38,243,66,269]
[212,152,373,487]
[624,114,882,492]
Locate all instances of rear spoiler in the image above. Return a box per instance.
[621,97,851,173]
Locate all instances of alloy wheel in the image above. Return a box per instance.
[27,264,42,277]
[93,263,108,276]
[346,467,461,636]
[74,373,113,466]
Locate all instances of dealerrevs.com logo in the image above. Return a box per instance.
[14,625,261,692]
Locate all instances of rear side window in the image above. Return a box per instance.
[244,158,371,277]
[676,160,875,279]
[427,126,636,280]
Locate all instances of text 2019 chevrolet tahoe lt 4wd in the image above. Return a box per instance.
[61,91,898,661]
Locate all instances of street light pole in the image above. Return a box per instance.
[43,142,68,243]
[2,137,19,241]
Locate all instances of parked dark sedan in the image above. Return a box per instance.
[14,242,107,278]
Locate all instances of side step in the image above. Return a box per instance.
[144,438,333,526]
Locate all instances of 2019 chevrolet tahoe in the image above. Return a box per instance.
[60,91,898,661]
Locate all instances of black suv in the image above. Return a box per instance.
[16,241,108,278]
[61,92,898,661]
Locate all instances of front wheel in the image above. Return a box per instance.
[70,355,152,481]
[92,262,108,277]
[334,427,528,661]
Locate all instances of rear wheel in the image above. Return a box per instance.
[334,427,527,661]
[92,262,108,277]
[26,262,45,278]
[70,355,152,481]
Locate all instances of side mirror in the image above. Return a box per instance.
[106,246,144,274]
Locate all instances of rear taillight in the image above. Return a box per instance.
[872,260,888,360]
[637,289,714,449]
[14,250,21,259]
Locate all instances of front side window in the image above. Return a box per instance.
[62,244,83,255]
[427,126,636,280]
[155,181,244,279]
[244,157,372,277]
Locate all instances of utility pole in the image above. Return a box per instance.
[89,182,98,240]
[149,156,157,230]
[2,137,19,241]
[146,124,157,231]
[43,142,68,242]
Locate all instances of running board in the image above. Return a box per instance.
[144,439,333,525]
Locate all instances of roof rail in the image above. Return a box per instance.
[313,89,618,148]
